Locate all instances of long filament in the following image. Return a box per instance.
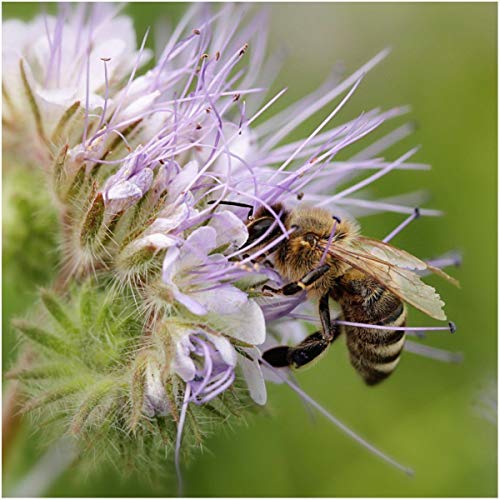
[259,358,414,476]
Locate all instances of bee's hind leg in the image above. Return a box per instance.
[262,293,341,369]
[263,331,330,369]
[262,264,331,296]
[319,293,340,343]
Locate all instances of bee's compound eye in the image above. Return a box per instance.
[245,217,277,247]
[303,233,317,245]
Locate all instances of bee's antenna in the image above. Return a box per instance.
[382,208,421,243]
[319,216,340,266]
[207,200,254,219]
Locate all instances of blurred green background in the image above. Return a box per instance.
[3,2,497,497]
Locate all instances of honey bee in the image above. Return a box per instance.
[240,203,459,385]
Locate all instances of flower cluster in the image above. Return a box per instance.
[4,3,459,488]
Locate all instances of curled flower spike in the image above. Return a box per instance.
[188,335,236,404]
[174,333,237,494]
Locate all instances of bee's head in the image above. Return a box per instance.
[243,203,291,249]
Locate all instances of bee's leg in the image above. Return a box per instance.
[262,293,340,369]
[262,264,330,296]
[263,331,330,369]
[319,293,340,343]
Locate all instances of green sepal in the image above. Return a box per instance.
[80,192,105,247]
[71,378,117,435]
[6,362,77,381]
[53,144,70,201]
[129,351,150,432]
[12,319,74,356]
[19,59,48,146]
[51,100,81,143]
[41,288,79,335]
[23,377,87,412]
[79,282,95,332]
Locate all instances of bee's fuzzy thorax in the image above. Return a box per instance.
[271,205,360,291]
[333,217,360,245]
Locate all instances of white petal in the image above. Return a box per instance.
[178,227,218,270]
[162,246,181,282]
[205,333,237,367]
[172,337,196,381]
[129,167,154,194]
[212,123,255,173]
[147,202,190,234]
[209,210,248,248]
[191,284,247,315]
[239,347,267,405]
[174,290,208,316]
[107,181,142,201]
[166,160,198,204]
[206,299,266,345]
[134,233,176,250]
[121,90,161,120]
[36,86,78,106]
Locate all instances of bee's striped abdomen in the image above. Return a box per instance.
[341,286,407,386]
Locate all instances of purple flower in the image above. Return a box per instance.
[4,3,460,490]
[3,5,152,164]
[170,328,266,406]
[162,225,248,316]
[103,147,155,211]
[176,333,236,404]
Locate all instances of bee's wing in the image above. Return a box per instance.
[357,237,460,287]
[325,243,448,321]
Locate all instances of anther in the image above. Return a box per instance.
[239,43,249,56]
[332,215,342,224]
[215,51,221,61]
[309,157,318,164]
[192,29,201,35]
[413,207,421,219]
[233,93,241,102]
[448,321,457,334]
[297,192,304,200]
[100,57,111,62]
[205,107,212,114]
[195,123,202,130]
[200,53,209,60]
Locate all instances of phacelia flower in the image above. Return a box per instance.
[4,3,460,492]
[2,4,152,166]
